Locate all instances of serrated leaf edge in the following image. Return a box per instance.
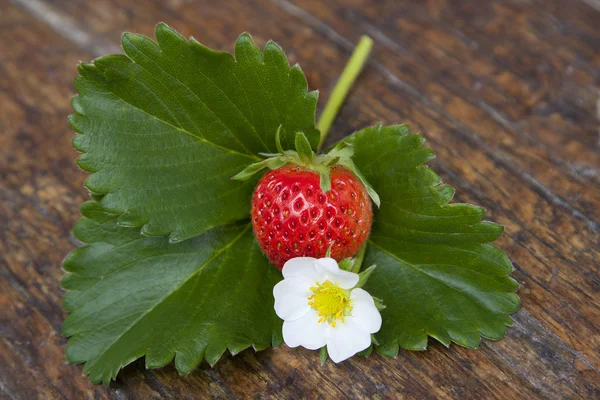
[342,124,520,356]
[62,208,283,385]
[70,23,319,243]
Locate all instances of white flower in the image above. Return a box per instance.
[273,257,382,363]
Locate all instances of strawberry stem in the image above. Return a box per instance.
[351,241,368,274]
[317,35,374,151]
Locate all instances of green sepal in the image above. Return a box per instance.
[319,346,327,366]
[370,334,380,346]
[338,257,354,271]
[372,296,386,311]
[231,124,379,202]
[295,131,314,163]
[231,158,272,181]
[327,142,354,160]
[337,158,380,207]
[267,157,288,170]
[357,344,373,357]
[275,125,285,154]
[325,242,335,258]
[315,165,331,193]
[257,152,282,158]
[355,265,376,288]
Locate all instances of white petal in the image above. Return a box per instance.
[350,288,382,333]
[326,317,371,363]
[282,257,322,282]
[282,309,328,350]
[273,277,312,299]
[314,257,338,271]
[273,278,312,321]
[314,258,359,289]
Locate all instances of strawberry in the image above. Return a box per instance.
[251,165,373,269]
[233,129,379,270]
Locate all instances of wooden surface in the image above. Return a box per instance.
[1,0,599,398]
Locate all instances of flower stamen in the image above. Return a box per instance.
[307,280,352,327]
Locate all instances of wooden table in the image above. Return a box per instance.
[2,0,599,398]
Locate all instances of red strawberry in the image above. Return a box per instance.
[251,165,373,269]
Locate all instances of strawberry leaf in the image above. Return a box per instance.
[62,202,282,385]
[343,125,519,354]
[64,23,519,379]
[70,23,319,243]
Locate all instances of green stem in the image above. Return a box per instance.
[351,241,368,274]
[317,35,374,150]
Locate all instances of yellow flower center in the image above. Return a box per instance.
[307,281,352,327]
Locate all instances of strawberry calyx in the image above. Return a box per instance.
[232,126,380,207]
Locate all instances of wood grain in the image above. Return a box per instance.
[1,0,599,398]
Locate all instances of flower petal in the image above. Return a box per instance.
[350,288,382,333]
[273,276,312,299]
[314,257,338,271]
[314,258,359,289]
[273,277,312,321]
[326,317,371,363]
[282,257,322,282]
[282,309,328,350]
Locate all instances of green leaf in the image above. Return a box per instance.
[343,125,519,354]
[70,23,319,243]
[61,202,283,385]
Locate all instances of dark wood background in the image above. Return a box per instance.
[1,0,599,398]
